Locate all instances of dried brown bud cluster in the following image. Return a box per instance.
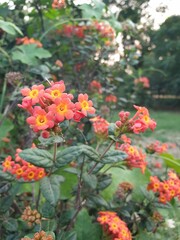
[21,206,41,227]
[21,230,54,240]
[5,71,23,85]
[152,211,163,222]
[116,182,134,199]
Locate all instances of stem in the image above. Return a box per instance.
[88,140,115,175]
[75,156,85,208]
[0,79,7,114]
[53,142,57,163]
[65,199,86,231]
[34,0,45,33]
[36,185,41,210]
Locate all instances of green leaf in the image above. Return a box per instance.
[55,146,83,167]
[38,135,64,146]
[79,0,105,19]
[0,115,14,140]
[88,195,108,208]
[0,166,14,180]
[75,209,102,240]
[101,150,127,164]
[40,175,64,206]
[82,172,97,190]
[97,174,112,190]
[3,218,18,232]
[81,145,100,161]
[0,19,23,35]
[41,201,56,218]
[19,148,53,168]
[160,153,180,173]
[12,45,51,66]
[57,230,77,240]
[102,168,151,202]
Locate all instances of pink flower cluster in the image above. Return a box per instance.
[18,81,95,133]
[134,77,150,88]
[2,145,46,181]
[90,116,109,139]
[115,105,156,134]
[146,140,168,154]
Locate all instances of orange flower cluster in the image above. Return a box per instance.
[16,37,42,47]
[52,0,65,9]
[90,116,109,139]
[147,171,180,204]
[115,105,156,134]
[89,80,102,94]
[146,140,168,154]
[21,231,53,240]
[92,21,115,40]
[57,20,115,41]
[57,24,86,38]
[134,77,150,88]
[2,146,46,181]
[105,94,117,103]
[116,142,147,173]
[18,81,95,133]
[97,211,132,240]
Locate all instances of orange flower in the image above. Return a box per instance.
[90,116,109,139]
[2,156,13,171]
[26,106,54,132]
[16,37,42,47]
[21,84,44,105]
[48,96,74,122]
[105,94,117,103]
[75,93,95,116]
[45,81,66,101]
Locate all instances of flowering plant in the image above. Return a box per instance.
[1,78,179,240]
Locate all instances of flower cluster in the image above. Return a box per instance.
[21,231,53,240]
[57,20,115,41]
[134,77,150,88]
[146,140,168,154]
[52,0,65,9]
[2,146,46,181]
[147,171,180,203]
[21,206,41,227]
[89,80,102,94]
[116,140,147,173]
[97,211,132,240]
[115,105,156,134]
[18,81,95,133]
[16,37,42,47]
[105,94,117,103]
[90,116,109,139]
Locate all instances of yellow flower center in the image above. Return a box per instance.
[36,115,47,125]
[29,89,38,98]
[57,103,67,113]
[51,90,61,98]
[28,172,35,179]
[81,100,89,109]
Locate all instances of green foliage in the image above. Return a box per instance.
[160,153,180,173]
[0,19,23,35]
[12,45,52,66]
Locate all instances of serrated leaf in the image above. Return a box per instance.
[57,230,77,240]
[101,150,127,164]
[40,175,63,206]
[41,201,56,218]
[55,146,83,167]
[82,172,97,190]
[81,145,99,161]
[19,148,53,168]
[12,45,51,66]
[88,195,108,208]
[97,174,112,190]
